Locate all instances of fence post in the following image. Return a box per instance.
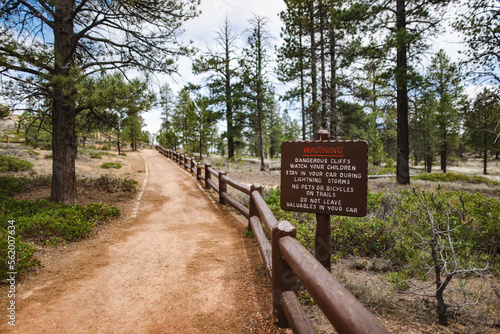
[205,163,211,190]
[179,154,184,166]
[272,220,297,328]
[191,157,195,173]
[315,129,332,273]
[219,171,227,205]
[196,162,202,180]
[249,183,263,229]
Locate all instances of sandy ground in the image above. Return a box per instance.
[0,149,288,333]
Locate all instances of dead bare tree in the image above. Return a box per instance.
[410,187,488,326]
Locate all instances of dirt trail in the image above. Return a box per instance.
[1,149,285,333]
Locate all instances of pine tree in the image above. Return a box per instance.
[365,0,451,185]
[465,89,500,174]
[277,0,310,139]
[192,18,242,159]
[454,0,500,87]
[240,15,274,171]
[0,0,200,203]
[426,50,466,173]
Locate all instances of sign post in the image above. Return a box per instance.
[280,130,368,272]
[314,130,333,271]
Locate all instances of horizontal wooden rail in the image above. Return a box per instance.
[206,166,218,177]
[280,291,316,334]
[251,190,279,238]
[154,145,389,334]
[279,236,389,334]
[207,178,219,193]
[221,174,251,195]
[249,216,272,278]
[221,192,249,218]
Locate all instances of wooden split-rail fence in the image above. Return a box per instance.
[155,146,390,334]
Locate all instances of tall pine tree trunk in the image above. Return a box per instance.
[329,28,338,138]
[483,130,488,174]
[441,141,447,173]
[319,0,327,129]
[225,38,234,159]
[299,32,306,140]
[51,0,78,204]
[308,0,319,134]
[396,0,410,185]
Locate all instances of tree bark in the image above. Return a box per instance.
[51,0,78,204]
[396,0,410,185]
[308,0,319,134]
[483,129,488,174]
[441,140,447,173]
[329,28,338,138]
[319,0,327,129]
[299,31,306,140]
[225,31,234,159]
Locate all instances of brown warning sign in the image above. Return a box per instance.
[280,140,368,217]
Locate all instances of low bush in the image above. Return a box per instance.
[413,172,498,186]
[0,155,33,172]
[264,187,500,276]
[90,152,102,159]
[0,176,26,195]
[0,230,40,281]
[100,162,121,169]
[79,175,137,195]
[0,174,52,196]
[0,196,121,282]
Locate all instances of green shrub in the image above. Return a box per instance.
[26,150,40,156]
[263,187,500,277]
[386,269,411,291]
[44,154,52,159]
[0,176,26,196]
[100,162,121,169]
[0,230,40,282]
[0,155,33,172]
[100,152,115,157]
[90,152,102,159]
[413,172,498,186]
[0,196,121,282]
[78,175,137,195]
[0,174,52,196]
[119,153,127,156]
[101,144,110,151]
[330,216,397,258]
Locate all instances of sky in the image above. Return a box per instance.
[142,0,470,138]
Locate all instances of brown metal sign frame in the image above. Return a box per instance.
[280,140,368,217]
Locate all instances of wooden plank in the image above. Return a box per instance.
[279,237,390,334]
[207,179,219,194]
[221,174,251,195]
[221,192,249,218]
[280,291,317,334]
[207,166,219,177]
[249,216,272,278]
[251,190,278,237]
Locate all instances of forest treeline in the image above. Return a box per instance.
[156,0,499,176]
[0,0,498,203]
